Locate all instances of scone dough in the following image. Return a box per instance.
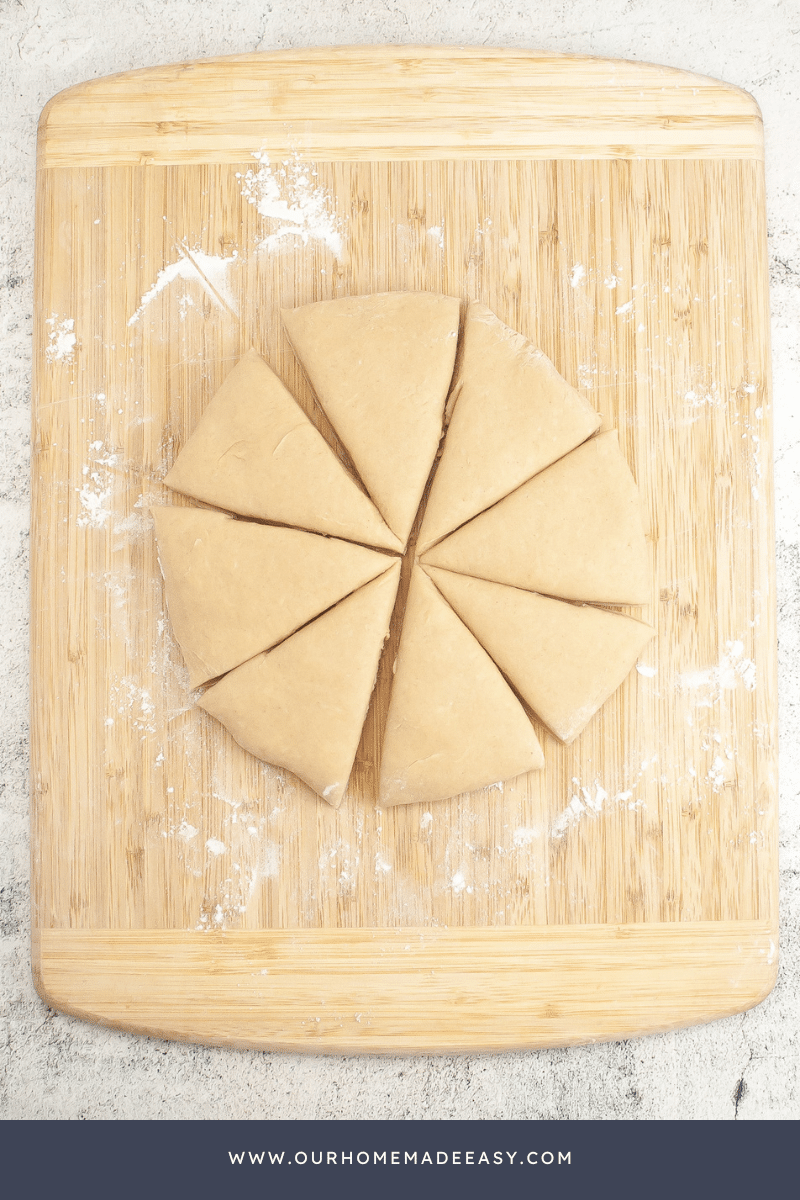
[282,292,460,545]
[421,430,651,605]
[425,565,655,743]
[378,568,544,807]
[151,506,393,687]
[152,297,655,807]
[199,563,401,807]
[417,303,601,553]
[164,348,401,552]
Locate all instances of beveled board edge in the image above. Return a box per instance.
[37,45,763,167]
[34,922,777,1052]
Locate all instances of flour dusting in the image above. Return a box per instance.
[260,842,280,879]
[678,639,757,703]
[112,509,151,542]
[77,480,113,527]
[316,835,362,893]
[45,315,76,362]
[570,264,586,288]
[512,826,540,848]
[76,440,120,528]
[707,753,736,792]
[127,245,239,325]
[238,152,344,257]
[550,780,646,840]
[108,676,156,735]
[685,385,719,407]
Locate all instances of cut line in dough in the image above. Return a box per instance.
[378,567,544,807]
[199,563,401,807]
[151,506,393,688]
[164,348,402,552]
[418,303,601,553]
[421,430,651,605]
[424,565,655,743]
[282,292,460,545]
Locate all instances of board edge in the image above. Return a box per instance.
[32,922,778,1054]
[36,45,764,168]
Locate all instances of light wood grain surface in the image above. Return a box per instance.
[37,46,763,166]
[34,923,776,1052]
[31,47,776,1050]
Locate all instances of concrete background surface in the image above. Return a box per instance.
[1,0,798,1120]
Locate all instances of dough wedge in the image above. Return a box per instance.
[198,563,401,807]
[164,348,401,552]
[378,568,544,807]
[418,303,600,553]
[282,292,460,545]
[151,506,393,687]
[425,566,655,743]
[421,430,650,605]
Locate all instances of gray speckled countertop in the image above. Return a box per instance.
[1,0,797,1119]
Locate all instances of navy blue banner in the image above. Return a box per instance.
[0,1118,792,1199]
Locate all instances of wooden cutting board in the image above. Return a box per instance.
[31,46,777,1051]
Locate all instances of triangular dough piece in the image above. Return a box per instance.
[421,430,650,605]
[417,304,601,552]
[198,563,401,808]
[378,568,544,807]
[282,293,460,544]
[163,349,401,552]
[151,506,393,688]
[425,566,655,743]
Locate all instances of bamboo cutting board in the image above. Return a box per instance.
[31,46,778,1051]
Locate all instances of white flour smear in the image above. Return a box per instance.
[318,835,362,892]
[678,639,757,704]
[684,383,726,413]
[739,403,765,501]
[77,479,112,527]
[512,826,540,848]
[450,871,470,896]
[238,152,344,257]
[76,440,120,528]
[112,509,151,546]
[127,246,239,325]
[192,797,291,929]
[550,767,656,840]
[108,675,157,736]
[45,315,76,362]
[551,782,611,839]
[707,753,736,793]
[260,842,281,880]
